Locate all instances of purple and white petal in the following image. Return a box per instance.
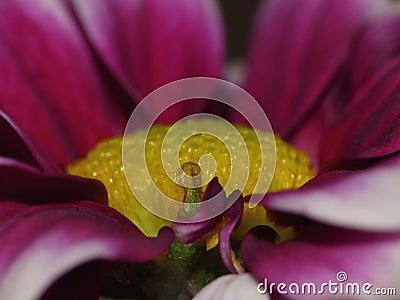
[261,154,400,232]
[242,225,400,299]
[193,273,270,300]
[0,201,174,300]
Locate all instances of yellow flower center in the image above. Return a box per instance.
[67,120,314,243]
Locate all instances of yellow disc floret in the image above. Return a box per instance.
[67,119,314,239]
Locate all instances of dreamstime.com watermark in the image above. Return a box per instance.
[257,272,397,296]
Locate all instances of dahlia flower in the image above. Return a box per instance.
[1,0,400,299]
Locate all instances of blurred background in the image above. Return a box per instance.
[218,0,262,60]
[219,0,400,61]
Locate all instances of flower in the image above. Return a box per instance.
[1,0,400,299]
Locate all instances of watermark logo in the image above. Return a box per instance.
[336,271,348,282]
[257,271,397,296]
[122,77,276,222]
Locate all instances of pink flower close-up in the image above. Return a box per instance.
[1,0,400,299]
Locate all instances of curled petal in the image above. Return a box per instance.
[0,201,174,300]
[219,194,244,274]
[321,58,400,164]
[193,273,270,300]
[71,0,224,119]
[0,0,128,166]
[0,111,54,171]
[173,215,222,245]
[172,178,225,244]
[261,154,400,232]
[244,0,369,139]
[242,225,400,299]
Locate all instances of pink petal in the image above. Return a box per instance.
[242,225,400,299]
[71,0,224,119]
[291,91,338,169]
[261,154,400,232]
[0,201,28,223]
[0,201,174,300]
[0,0,129,166]
[193,273,270,300]
[347,14,400,96]
[0,157,107,206]
[244,0,369,139]
[320,58,400,164]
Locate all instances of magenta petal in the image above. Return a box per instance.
[219,195,244,274]
[321,58,400,164]
[261,154,400,232]
[0,157,107,205]
[71,0,225,114]
[0,201,174,300]
[348,14,400,95]
[0,43,73,166]
[0,0,128,166]
[0,111,55,171]
[173,214,222,245]
[242,225,400,298]
[0,201,28,221]
[245,0,368,138]
[291,92,338,169]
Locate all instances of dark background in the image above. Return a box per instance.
[218,0,262,60]
[218,0,400,60]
